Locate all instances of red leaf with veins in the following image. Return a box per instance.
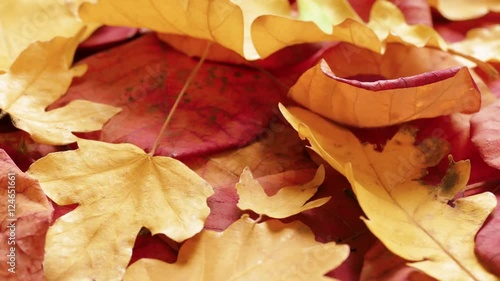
[471,100,500,170]
[51,34,285,158]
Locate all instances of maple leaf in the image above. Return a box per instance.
[0,149,53,281]
[288,43,481,127]
[0,35,121,145]
[429,0,500,20]
[123,215,349,281]
[0,0,98,70]
[280,105,498,281]
[236,165,331,218]
[26,139,214,281]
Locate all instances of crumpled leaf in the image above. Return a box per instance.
[0,149,53,281]
[26,139,214,281]
[429,0,500,20]
[450,25,500,63]
[0,35,121,145]
[280,105,498,281]
[51,34,283,157]
[475,190,500,276]
[0,0,98,70]
[288,43,481,127]
[471,100,500,170]
[123,215,349,281]
[236,165,330,218]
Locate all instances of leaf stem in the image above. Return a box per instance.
[149,42,212,156]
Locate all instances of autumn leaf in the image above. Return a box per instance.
[471,100,500,170]
[123,215,349,281]
[280,105,498,281]
[0,0,98,70]
[288,43,481,127]
[0,149,53,281]
[429,0,500,20]
[236,165,331,218]
[450,25,500,63]
[0,35,121,145]
[26,139,214,281]
[475,190,500,276]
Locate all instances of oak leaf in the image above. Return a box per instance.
[280,105,498,281]
[0,0,97,70]
[0,35,121,145]
[123,215,349,281]
[288,43,481,127]
[236,165,331,218]
[429,0,500,20]
[26,139,214,281]
[0,149,53,281]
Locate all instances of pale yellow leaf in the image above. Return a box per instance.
[0,35,121,145]
[123,215,349,281]
[429,0,500,20]
[0,0,98,70]
[450,25,500,63]
[280,104,498,281]
[27,139,214,281]
[236,165,330,218]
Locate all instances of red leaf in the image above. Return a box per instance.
[471,100,500,170]
[475,189,500,276]
[79,26,139,49]
[0,149,53,281]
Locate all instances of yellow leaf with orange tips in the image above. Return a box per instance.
[27,139,214,281]
[0,0,98,71]
[428,0,500,20]
[288,43,481,127]
[280,104,498,281]
[450,25,500,63]
[123,215,349,281]
[0,35,121,145]
[236,165,330,219]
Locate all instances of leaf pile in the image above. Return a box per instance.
[0,0,499,280]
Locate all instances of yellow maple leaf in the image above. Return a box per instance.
[0,35,121,145]
[280,105,498,281]
[123,214,349,281]
[288,43,481,127]
[26,139,214,281]
[0,0,98,70]
[450,25,500,63]
[236,165,331,218]
[429,0,500,20]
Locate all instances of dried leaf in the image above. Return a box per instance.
[288,43,481,127]
[123,215,349,281]
[236,165,330,218]
[475,191,500,276]
[0,149,53,281]
[26,139,214,281]
[280,105,498,281]
[450,25,500,63]
[429,0,500,20]
[0,35,121,145]
[0,0,97,70]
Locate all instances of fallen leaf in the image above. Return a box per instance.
[471,100,500,170]
[475,189,500,276]
[51,34,284,157]
[236,165,330,218]
[0,0,98,70]
[26,139,214,281]
[0,35,121,145]
[0,149,53,281]
[79,26,139,49]
[429,0,500,20]
[280,105,498,281]
[389,0,432,26]
[124,215,349,281]
[360,241,437,281]
[288,43,481,127]
[450,25,500,63]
